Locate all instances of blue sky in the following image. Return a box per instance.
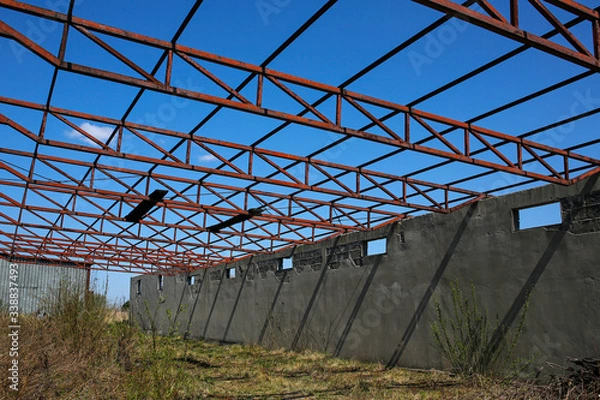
[1,0,599,302]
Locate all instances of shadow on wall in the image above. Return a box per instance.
[487,173,599,355]
[182,269,208,337]
[287,224,398,354]
[202,267,227,339]
[290,236,341,351]
[333,233,391,357]
[386,201,479,368]
[131,174,600,369]
[258,267,289,346]
[222,257,254,342]
[385,173,599,368]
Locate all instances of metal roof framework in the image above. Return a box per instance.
[0,0,598,274]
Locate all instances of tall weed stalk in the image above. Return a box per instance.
[431,281,533,378]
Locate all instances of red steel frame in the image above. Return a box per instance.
[415,0,600,72]
[0,0,598,274]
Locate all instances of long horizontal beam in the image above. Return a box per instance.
[0,187,321,249]
[0,2,598,186]
[0,156,370,233]
[0,149,406,268]
[0,235,200,274]
[0,102,482,213]
[0,210,207,273]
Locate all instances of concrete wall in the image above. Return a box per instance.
[0,258,88,314]
[131,174,600,370]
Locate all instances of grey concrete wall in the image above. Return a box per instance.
[131,174,600,371]
[0,258,88,314]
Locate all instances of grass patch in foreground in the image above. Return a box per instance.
[148,336,463,399]
[0,280,590,399]
[0,308,477,400]
[1,321,572,399]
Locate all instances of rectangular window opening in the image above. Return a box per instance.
[514,202,562,231]
[158,275,164,291]
[136,280,141,295]
[366,238,387,256]
[226,268,236,279]
[280,257,293,270]
[187,275,196,285]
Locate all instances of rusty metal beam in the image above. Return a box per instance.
[413,0,600,71]
[0,103,482,212]
[0,4,597,185]
[1,0,598,274]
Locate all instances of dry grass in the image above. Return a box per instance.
[0,320,568,400]
[155,338,466,399]
[0,284,597,399]
[0,313,467,400]
[106,310,129,323]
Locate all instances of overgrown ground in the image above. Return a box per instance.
[0,318,565,400]
[0,320,513,400]
[0,285,595,399]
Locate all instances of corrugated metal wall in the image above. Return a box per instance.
[0,258,87,314]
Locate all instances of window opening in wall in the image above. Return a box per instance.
[514,202,562,230]
[280,257,293,270]
[136,280,141,295]
[366,238,387,256]
[226,268,236,279]
[187,275,196,285]
[158,275,164,291]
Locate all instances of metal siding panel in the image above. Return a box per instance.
[0,258,87,314]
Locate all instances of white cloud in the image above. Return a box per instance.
[198,154,218,163]
[65,122,114,146]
